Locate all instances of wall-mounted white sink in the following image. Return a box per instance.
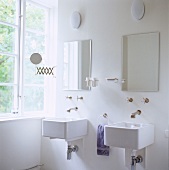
[104,122,154,150]
[42,118,88,141]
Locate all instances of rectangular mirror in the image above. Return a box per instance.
[122,32,160,91]
[122,32,159,91]
[63,40,92,90]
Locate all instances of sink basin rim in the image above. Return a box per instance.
[43,117,87,122]
[108,121,154,129]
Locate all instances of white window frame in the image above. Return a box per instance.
[0,0,57,117]
[20,0,56,116]
[0,0,20,116]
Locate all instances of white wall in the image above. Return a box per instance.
[0,119,42,170]
[168,0,169,167]
[41,0,169,170]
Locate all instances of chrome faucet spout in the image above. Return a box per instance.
[131,110,141,118]
[67,107,78,112]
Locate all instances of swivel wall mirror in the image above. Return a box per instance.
[63,40,92,90]
[122,32,159,91]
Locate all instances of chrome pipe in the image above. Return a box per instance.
[131,155,143,170]
[67,145,78,160]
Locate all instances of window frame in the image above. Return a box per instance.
[0,0,56,116]
[0,0,20,115]
[21,0,55,115]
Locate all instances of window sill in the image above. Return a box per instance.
[0,115,45,122]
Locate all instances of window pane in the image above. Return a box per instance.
[24,86,44,112]
[24,58,44,84]
[0,24,17,53]
[25,31,45,57]
[0,55,15,83]
[0,0,17,24]
[23,1,49,114]
[26,2,46,32]
[0,86,14,113]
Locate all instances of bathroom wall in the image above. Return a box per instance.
[41,0,169,170]
[0,118,42,170]
[168,1,169,166]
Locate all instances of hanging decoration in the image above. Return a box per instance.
[35,66,55,75]
[30,53,56,77]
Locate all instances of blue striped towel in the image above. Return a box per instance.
[97,124,110,156]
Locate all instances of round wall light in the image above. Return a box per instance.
[70,11,81,29]
[131,0,145,20]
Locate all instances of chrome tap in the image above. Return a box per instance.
[131,155,143,169]
[67,145,78,160]
[66,96,72,99]
[67,107,78,112]
[142,98,149,104]
[131,110,141,118]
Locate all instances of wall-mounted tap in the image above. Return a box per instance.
[77,96,83,100]
[66,96,72,100]
[67,107,78,112]
[142,98,149,104]
[131,110,141,118]
[126,97,133,103]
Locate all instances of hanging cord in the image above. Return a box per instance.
[22,164,44,170]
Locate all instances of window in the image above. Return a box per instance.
[23,1,49,113]
[0,0,19,114]
[0,0,55,115]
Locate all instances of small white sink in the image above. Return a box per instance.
[42,118,88,141]
[104,122,154,150]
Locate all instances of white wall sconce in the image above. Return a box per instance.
[85,77,99,88]
[131,0,145,20]
[70,11,81,29]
